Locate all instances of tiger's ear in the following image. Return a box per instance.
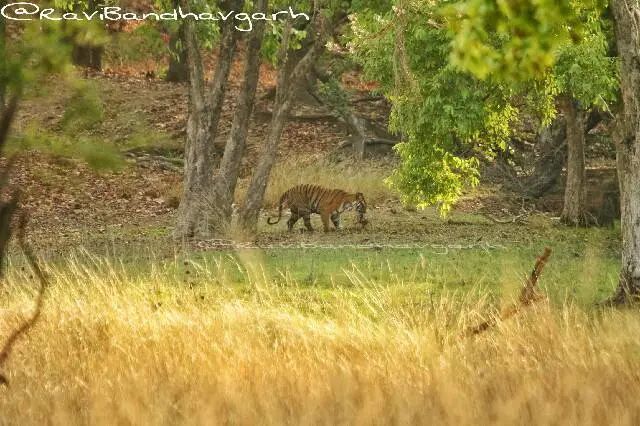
[356,192,364,200]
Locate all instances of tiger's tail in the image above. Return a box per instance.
[267,192,287,225]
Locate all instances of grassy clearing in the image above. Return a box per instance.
[0,251,638,425]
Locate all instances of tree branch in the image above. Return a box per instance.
[463,247,551,337]
[0,213,48,386]
[0,95,19,150]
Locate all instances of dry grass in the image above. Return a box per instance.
[0,252,639,425]
[236,156,396,209]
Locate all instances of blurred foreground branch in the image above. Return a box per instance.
[0,214,47,386]
[0,90,48,386]
[464,247,552,338]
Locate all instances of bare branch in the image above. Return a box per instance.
[0,213,48,386]
[0,95,19,150]
[463,247,551,338]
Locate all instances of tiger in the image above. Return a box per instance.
[267,184,368,232]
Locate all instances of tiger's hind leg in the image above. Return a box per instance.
[287,209,300,231]
[302,213,314,232]
[330,212,341,230]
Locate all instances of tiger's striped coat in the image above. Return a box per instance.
[267,184,368,232]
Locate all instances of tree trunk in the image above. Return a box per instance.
[525,115,567,197]
[312,61,372,160]
[208,0,268,229]
[239,17,328,231]
[608,0,640,303]
[560,97,587,225]
[0,3,6,109]
[165,0,189,83]
[72,45,103,70]
[165,27,189,82]
[71,0,102,70]
[344,110,367,160]
[174,0,243,240]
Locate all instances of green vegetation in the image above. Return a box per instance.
[348,0,618,212]
[121,127,182,154]
[61,82,105,132]
[161,243,619,305]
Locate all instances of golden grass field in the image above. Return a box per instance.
[0,251,639,425]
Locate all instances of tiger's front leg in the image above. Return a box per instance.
[330,212,341,230]
[320,212,333,232]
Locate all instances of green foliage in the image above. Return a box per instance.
[61,82,105,132]
[1,22,72,97]
[348,0,618,213]
[445,0,600,81]
[261,20,307,66]
[350,1,521,213]
[554,31,618,110]
[446,0,618,111]
[388,146,480,213]
[316,78,349,115]
[122,128,182,154]
[75,137,125,171]
[0,7,128,176]
[53,0,118,11]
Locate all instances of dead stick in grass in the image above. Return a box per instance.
[0,213,48,385]
[464,247,552,337]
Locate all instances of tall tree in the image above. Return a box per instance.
[559,97,588,225]
[350,0,617,216]
[174,0,244,239]
[207,0,268,231]
[238,7,330,230]
[349,0,522,213]
[165,0,189,83]
[609,0,640,302]
[552,25,618,226]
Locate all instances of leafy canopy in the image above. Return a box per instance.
[349,0,521,211]
[348,0,617,212]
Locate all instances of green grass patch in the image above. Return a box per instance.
[28,235,619,309]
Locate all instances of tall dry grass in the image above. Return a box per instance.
[236,156,396,209]
[0,252,639,425]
